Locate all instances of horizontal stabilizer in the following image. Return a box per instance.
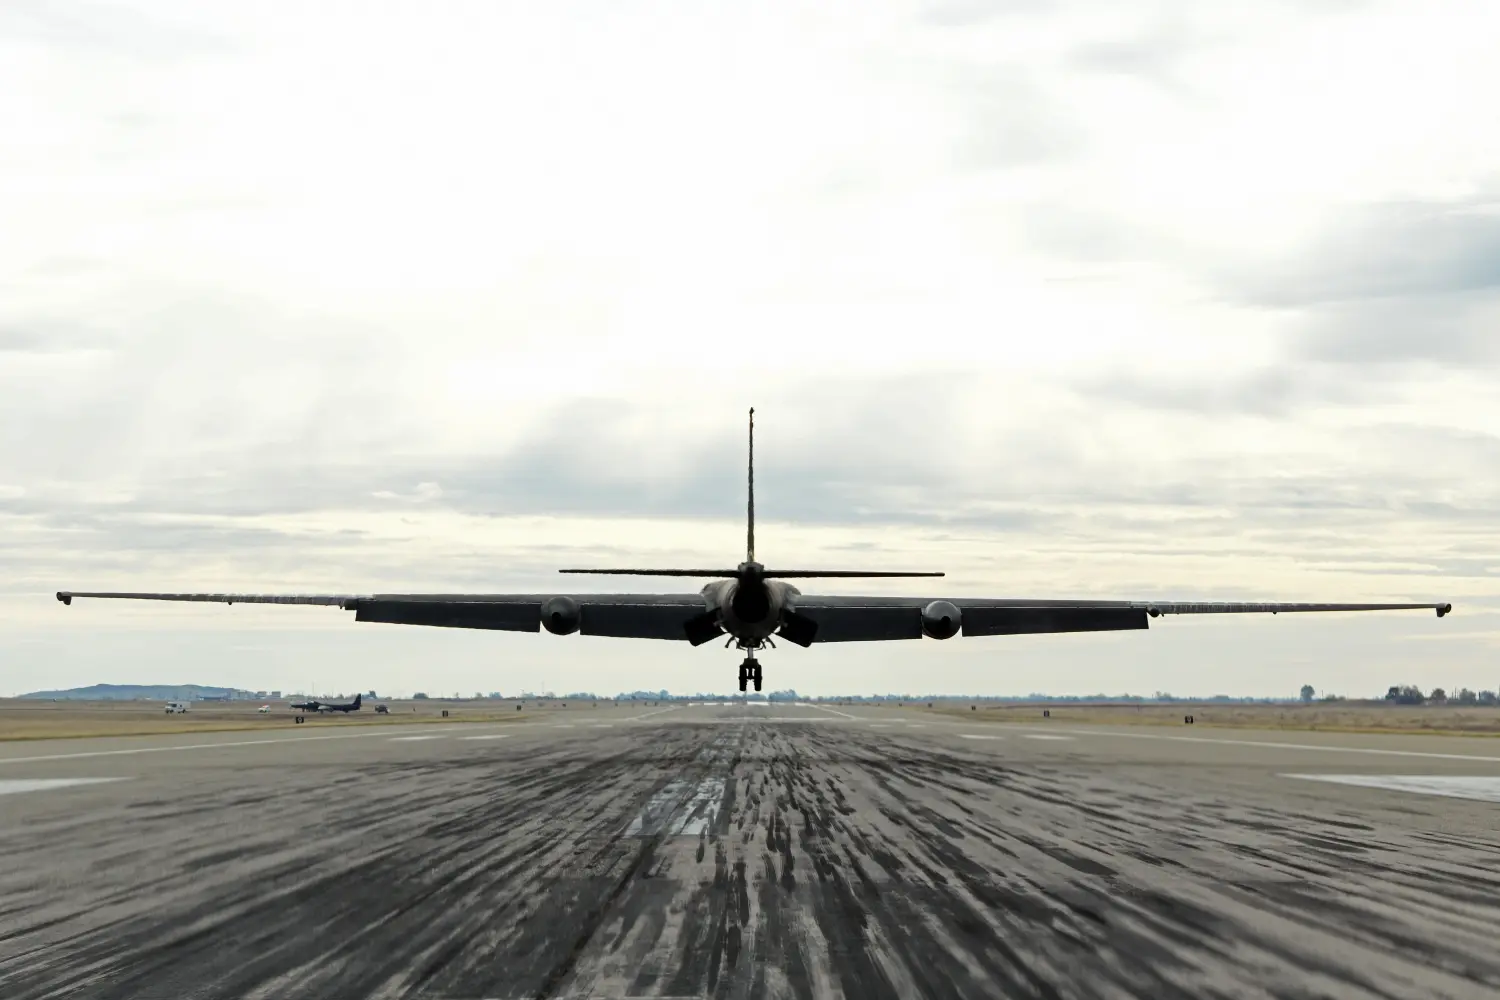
[559,569,741,577]
[765,570,944,579]
[559,568,943,579]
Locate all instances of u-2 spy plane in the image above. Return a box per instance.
[58,410,1451,692]
[289,693,362,716]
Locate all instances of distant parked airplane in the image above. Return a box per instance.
[288,693,362,720]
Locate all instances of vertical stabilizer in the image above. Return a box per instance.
[747,407,755,563]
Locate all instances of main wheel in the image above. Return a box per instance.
[752,674,762,692]
[738,672,747,693]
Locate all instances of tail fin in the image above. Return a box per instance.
[747,407,755,563]
[353,693,361,708]
[558,406,944,581]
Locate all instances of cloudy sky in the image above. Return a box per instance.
[3,0,1496,699]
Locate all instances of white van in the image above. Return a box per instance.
[165,702,189,714]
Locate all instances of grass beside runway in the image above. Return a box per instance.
[17,696,1498,741]
[890,701,1500,737]
[0,698,621,741]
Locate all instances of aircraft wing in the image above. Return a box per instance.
[55,591,714,641]
[58,590,1450,644]
[789,596,1452,642]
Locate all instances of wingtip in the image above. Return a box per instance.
[56,592,71,606]
[1438,603,1452,617]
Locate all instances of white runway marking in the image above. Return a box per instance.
[0,778,123,797]
[389,735,444,742]
[0,728,497,765]
[625,706,680,721]
[672,777,725,836]
[869,724,890,729]
[960,734,1003,741]
[1002,726,1500,763]
[459,734,512,741]
[686,717,852,723]
[625,777,726,836]
[627,781,688,836]
[1285,774,1500,803]
[907,725,927,729]
[591,724,614,729]
[1024,734,1075,741]
[807,704,858,720]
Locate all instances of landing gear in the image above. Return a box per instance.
[729,636,770,694]
[737,655,763,693]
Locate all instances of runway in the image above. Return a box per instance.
[3,703,1500,999]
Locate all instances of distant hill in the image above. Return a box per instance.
[16,684,257,701]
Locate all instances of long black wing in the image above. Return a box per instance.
[56,590,1451,644]
[56,591,713,641]
[790,596,1452,642]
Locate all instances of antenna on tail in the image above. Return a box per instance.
[557,406,943,580]
[747,407,755,563]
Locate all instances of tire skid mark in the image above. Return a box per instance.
[5,722,1500,998]
[0,730,719,1000]
[770,726,1500,999]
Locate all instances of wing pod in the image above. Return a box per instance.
[541,597,581,635]
[921,601,961,639]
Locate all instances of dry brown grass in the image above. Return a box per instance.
[0,697,625,741]
[905,700,1500,736]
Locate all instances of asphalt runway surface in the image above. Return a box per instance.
[3,703,1500,1000]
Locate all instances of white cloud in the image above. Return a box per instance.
[2,0,1498,696]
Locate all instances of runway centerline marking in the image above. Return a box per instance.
[678,717,850,723]
[1284,774,1500,803]
[960,734,1003,741]
[626,735,735,836]
[803,703,857,720]
[459,734,512,741]
[625,706,680,721]
[996,726,1500,762]
[1024,734,1075,741]
[0,778,124,797]
[390,735,445,742]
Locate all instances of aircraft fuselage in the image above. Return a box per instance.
[702,562,800,644]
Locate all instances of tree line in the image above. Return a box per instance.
[1383,685,1499,706]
